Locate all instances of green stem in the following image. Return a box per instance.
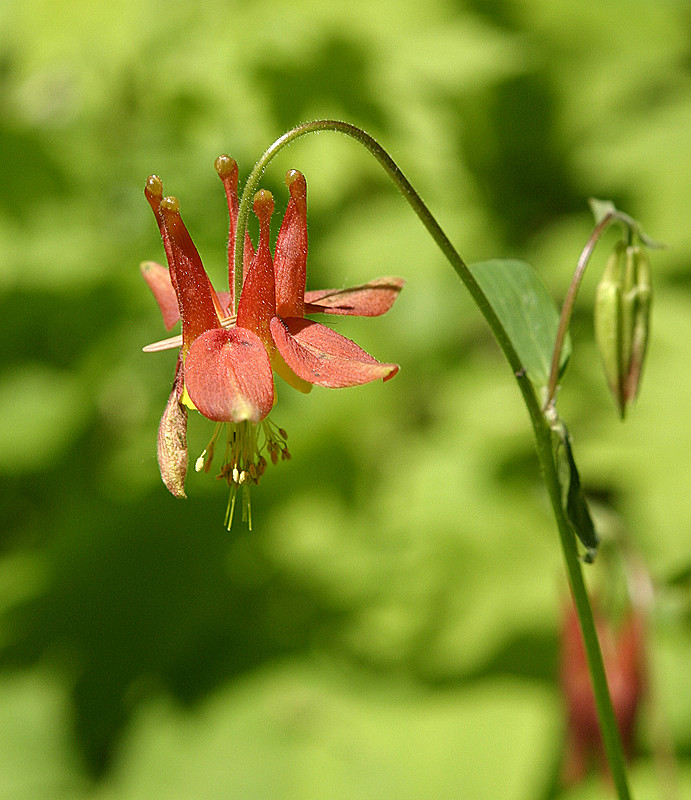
[544,211,615,410]
[237,120,632,800]
[235,119,526,373]
[541,409,633,800]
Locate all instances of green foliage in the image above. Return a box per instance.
[1,0,690,797]
[470,259,570,391]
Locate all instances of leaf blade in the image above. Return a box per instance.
[470,259,570,391]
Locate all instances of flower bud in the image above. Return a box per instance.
[624,248,651,408]
[594,242,652,418]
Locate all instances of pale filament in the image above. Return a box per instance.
[142,315,237,353]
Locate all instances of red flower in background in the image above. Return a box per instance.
[560,600,646,785]
[141,157,403,525]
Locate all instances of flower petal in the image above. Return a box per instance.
[143,178,226,353]
[157,363,188,498]
[274,170,308,318]
[304,277,405,317]
[236,191,276,349]
[270,316,398,388]
[184,327,274,423]
[140,261,181,330]
[215,155,256,310]
[215,291,233,317]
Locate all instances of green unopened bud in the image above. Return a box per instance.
[594,242,652,418]
[594,246,624,411]
[625,248,651,407]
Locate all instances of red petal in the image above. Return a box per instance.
[215,291,233,318]
[159,196,222,351]
[274,170,307,318]
[305,277,405,317]
[270,316,399,388]
[236,191,276,348]
[184,327,274,423]
[215,155,240,310]
[140,261,180,330]
[215,155,256,310]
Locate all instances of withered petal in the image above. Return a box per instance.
[157,365,188,498]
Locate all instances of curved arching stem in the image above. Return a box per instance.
[235,120,632,800]
[544,211,615,410]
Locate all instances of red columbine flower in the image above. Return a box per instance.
[142,157,403,526]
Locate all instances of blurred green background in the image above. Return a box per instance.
[1,1,690,797]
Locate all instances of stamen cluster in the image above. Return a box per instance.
[194,420,290,528]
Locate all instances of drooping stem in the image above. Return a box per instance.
[234,120,521,383]
[544,211,615,410]
[544,202,653,410]
[236,120,632,800]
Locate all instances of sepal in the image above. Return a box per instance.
[595,242,652,418]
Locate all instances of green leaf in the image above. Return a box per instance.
[470,259,569,391]
[550,417,599,562]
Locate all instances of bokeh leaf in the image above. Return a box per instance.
[94,660,560,800]
[470,259,569,392]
